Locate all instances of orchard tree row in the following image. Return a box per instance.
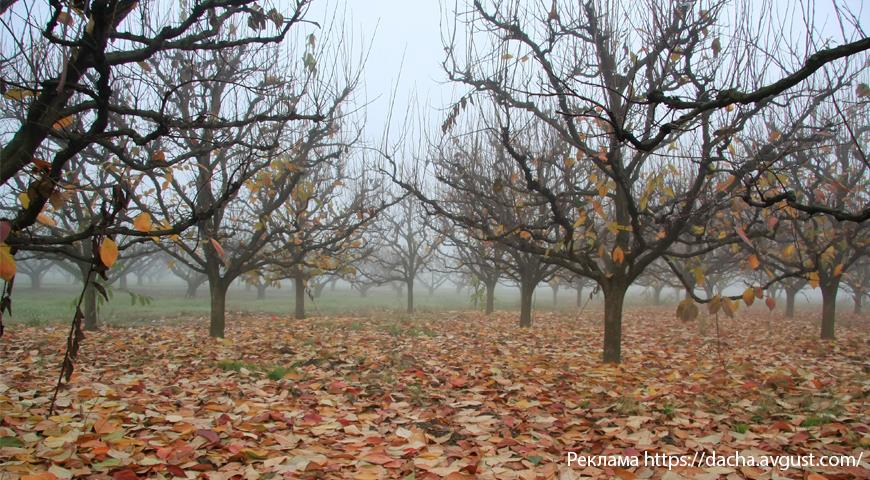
[0,0,867,367]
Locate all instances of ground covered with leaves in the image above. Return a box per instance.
[1,308,868,479]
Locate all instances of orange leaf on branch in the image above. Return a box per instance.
[611,246,625,264]
[747,254,760,270]
[0,245,16,281]
[99,238,119,268]
[132,212,153,232]
[52,115,74,130]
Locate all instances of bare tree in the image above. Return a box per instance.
[366,197,441,314]
[387,0,866,362]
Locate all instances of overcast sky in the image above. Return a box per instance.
[309,1,459,146]
[312,0,867,149]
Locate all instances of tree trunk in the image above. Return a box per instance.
[186,279,200,298]
[853,291,863,315]
[519,276,535,327]
[406,279,414,314]
[257,284,267,300]
[209,281,228,338]
[485,280,496,315]
[653,285,663,305]
[602,282,628,363]
[551,284,559,307]
[820,281,839,339]
[136,274,144,286]
[576,285,583,307]
[785,288,797,318]
[359,285,370,298]
[30,272,43,290]
[428,286,435,296]
[294,270,306,320]
[83,281,98,331]
[330,277,338,291]
[117,273,126,290]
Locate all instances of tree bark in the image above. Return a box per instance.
[820,281,839,339]
[406,279,414,313]
[257,284,267,300]
[83,281,98,331]
[294,270,306,319]
[209,281,228,338]
[785,287,797,318]
[602,282,628,363]
[853,290,864,315]
[551,284,559,307]
[576,285,583,307]
[485,279,496,315]
[519,276,535,327]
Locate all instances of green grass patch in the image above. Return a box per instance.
[216,360,247,372]
[800,415,833,427]
[267,366,296,380]
[733,423,749,434]
[7,282,596,327]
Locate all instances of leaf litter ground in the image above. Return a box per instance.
[0,308,867,479]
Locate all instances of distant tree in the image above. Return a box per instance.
[365,197,441,314]
[241,270,280,300]
[147,25,370,335]
[14,255,54,290]
[747,93,869,337]
[167,258,208,299]
[266,164,389,320]
[842,258,869,315]
[439,222,504,314]
[418,262,451,297]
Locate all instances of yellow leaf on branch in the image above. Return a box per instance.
[133,212,153,232]
[99,238,119,268]
[3,88,36,100]
[36,213,56,227]
[0,244,16,281]
[742,287,755,307]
